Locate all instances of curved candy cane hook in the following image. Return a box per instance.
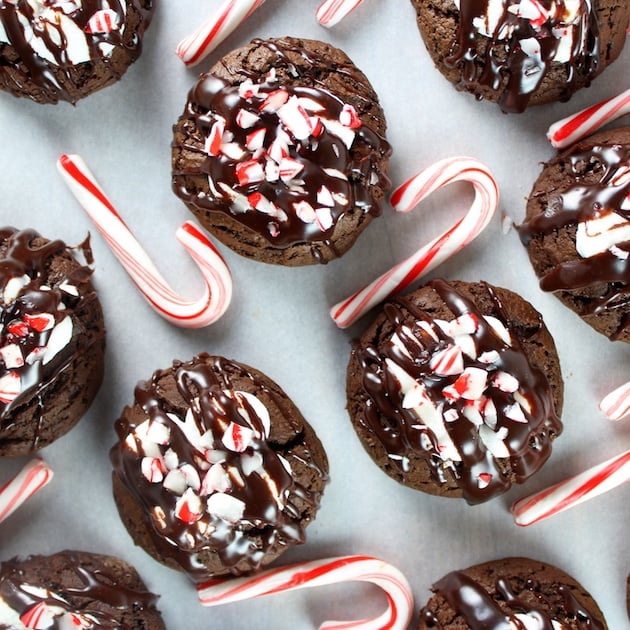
[0,458,53,524]
[197,555,413,630]
[330,156,499,329]
[57,154,233,329]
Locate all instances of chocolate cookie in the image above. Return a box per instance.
[419,557,607,629]
[0,227,106,457]
[0,0,155,105]
[0,550,165,629]
[171,36,391,266]
[110,353,329,581]
[519,127,630,342]
[410,0,630,113]
[346,279,563,504]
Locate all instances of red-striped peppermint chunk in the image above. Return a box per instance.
[443,367,488,401]
[85,8,120,34]
[0,371,20,403]
[175,487,204,524]
[429,344,463,376]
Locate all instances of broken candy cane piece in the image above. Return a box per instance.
[600,380,630,421]
[511,450,630,526]
[56,154,232,328]
[0,458,53,524]
[316,0,367,27]
[176,0,267,67]
[330,156,499,328]
[197,555,413,630]
[547,88,630,149]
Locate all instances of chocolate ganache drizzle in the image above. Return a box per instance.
[172,38,391,256]
[110,354,328,581]
[449,0,599,113]
[0,228,99,443]
[518,143,630,338]
[421,569,605,629]
[0,552,159,629]
[0,0,154,103]
[356,280,561,504]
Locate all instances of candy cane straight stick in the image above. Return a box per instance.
[316,0,367,27]
[330,157,499,328]
[547,88,630,149]
[197,555,413,630]
[57,154,232,329]
[600,380,630,421]
[0,458,53,524]
[512,450,630,526]
[176,0,266,67]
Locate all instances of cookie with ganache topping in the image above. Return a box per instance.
[171,36,392,266]
[410,0,630,113]
[0,227,106,457]
[0,550,165,629]
[0,0,155,105]
[419,557,607,629]
[346,279,563,504]
[110,353,329,581]
[519,126,630,342]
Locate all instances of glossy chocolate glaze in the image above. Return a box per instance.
[0,0,154,103]
[421,569,605,629]
[448,0,599,113]
[518,144,630,330]
[111,354,328,581]
[172,38,391,259]
[0,228,100,444]
[0,551,159,629]
[356,280,561,504]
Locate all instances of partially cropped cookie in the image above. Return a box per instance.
[346,279,563,504]
[410,0,630,113]
[0,550,165,629]
[110,353,329,581]
[0,227,106,457]
[419,557,607,629]
[0,0,155,105]
[172,36,391,266]
[519,127,630,342]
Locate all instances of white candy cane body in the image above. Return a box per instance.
[600,380,630,421]
[547,88,630,149]
[176,0,266,67]
[330,156,499,328]
[57,154,232,329]
[0,458,53,524]
[197,555,413,630]
[316,0,366,27]
[512,450,630,526]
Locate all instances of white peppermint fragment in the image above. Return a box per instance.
[484,316,512,346]
[163,469,187,495]
[236,108,260,129]
[505,402,528,423]
[492,371,520,393]
[163,448,179,470]
[322,167,348,181]
[3,275,29,304]
[222,421,254,452]
[479,425,510,458]
[207,492,245,523]
[321,118,355,149]
[575,211,630,258]
[42,316,73,365]
[478,350,500,364]
[201,463,232,495]
[141,457,165,483]
[514,390,532,415]
[58,281,79,296]
[0,371,21,404]
[180,463,201,491]
[315,207,334,231]
[0,344,23,369]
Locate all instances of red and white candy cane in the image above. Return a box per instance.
[56,154,232,329]
[197,555,413,630]
[176,0,266,67]
[316,0,366,27]
[330,156,499,329]
[600,380,630,421]
[547,88,630,149]
[512,450,630,526]
[0,458,53,524]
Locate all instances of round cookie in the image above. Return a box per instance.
[0,0,155,105]
[0,550,165,628]
[518,126,630,343]
[171,36,392,266]
[0,227,106,457]
[410,0,630,113]
[419,557,607,629]
[110,353,329,581]
[346,279,563,504]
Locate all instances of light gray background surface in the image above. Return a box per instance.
[0,2,629,628]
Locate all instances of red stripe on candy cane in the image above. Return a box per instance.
[316,0,367,27]
[197,555,413,630]
[0,458,53,524]
[56,154,232,329]
[330,157,499,328]
[600,380,630,421]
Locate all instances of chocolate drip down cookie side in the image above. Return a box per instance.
[346,279,563,504]
[110,353,329,581]
[171,36,392,266]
